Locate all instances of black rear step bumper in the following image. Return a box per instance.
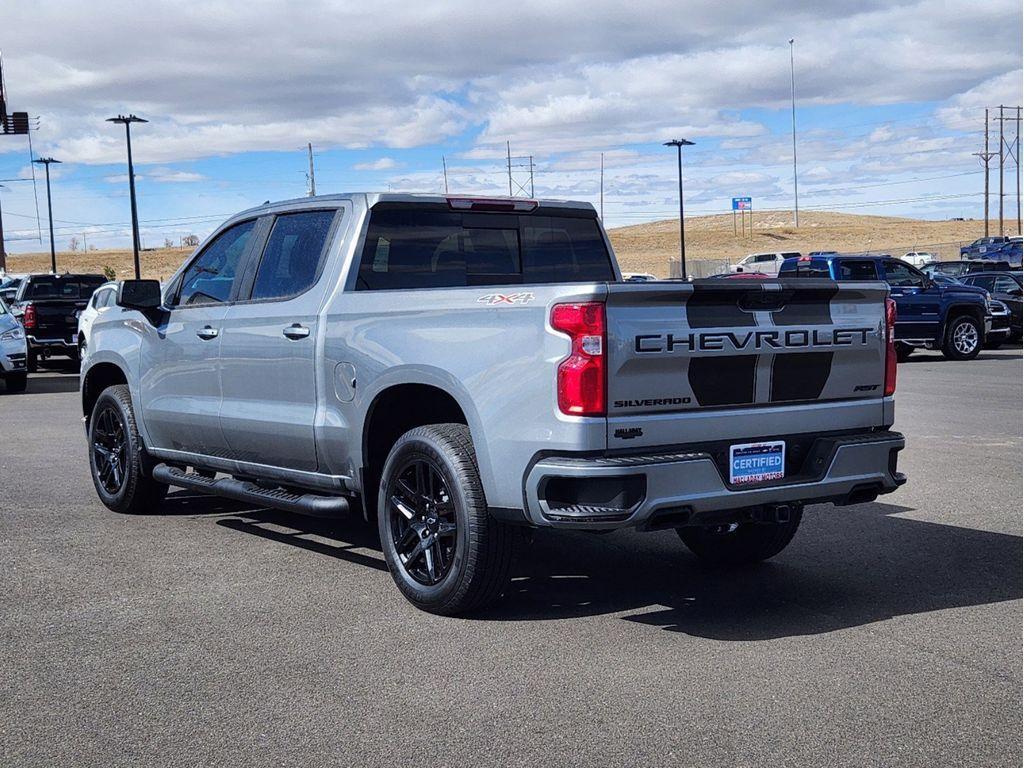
[524,430,905,531]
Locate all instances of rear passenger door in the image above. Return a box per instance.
[218,208,341,472]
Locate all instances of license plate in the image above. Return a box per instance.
[729,440,785,485]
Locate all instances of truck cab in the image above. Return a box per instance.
[780,253,992,361]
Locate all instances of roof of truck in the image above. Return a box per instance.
[229,192,597,222]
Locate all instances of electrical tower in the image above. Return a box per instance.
[505,141,535,198]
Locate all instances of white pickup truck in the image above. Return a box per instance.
[81,194,906,614]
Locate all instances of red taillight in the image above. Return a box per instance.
[551,302,606,416]
[884,297,897,396]
[22,303,36,330]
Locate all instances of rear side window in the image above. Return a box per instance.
[965,275,993,290]
[356,207,613,290]
[836,260,879,280]
[175,220,256,306]
[250,210,336,300]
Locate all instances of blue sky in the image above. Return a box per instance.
[1,0,1021,253]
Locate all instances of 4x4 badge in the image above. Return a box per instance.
[477,292,535,306]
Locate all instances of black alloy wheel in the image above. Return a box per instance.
[91,405,128,495]
[387,458,458,586]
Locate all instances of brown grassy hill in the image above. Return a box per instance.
[608,210,997,277]
[3,211,1000,281]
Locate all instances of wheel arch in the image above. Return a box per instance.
[360,379,486,518]
[81,361,130,428]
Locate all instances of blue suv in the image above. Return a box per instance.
[779,254,992,361]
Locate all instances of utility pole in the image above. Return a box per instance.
[973,108,995,237]
[663,139,695,280]
[106,114,147,279]
[528,156,535,197]
[506,141,513,196]
[0,184,7,273]
[442,155,449,193]
[999,105,1005,235]
[789,38,799,228]
[32,157,60,273]
[599,152,604,220]
[1016,106,1022,236]
[306,143,316,197]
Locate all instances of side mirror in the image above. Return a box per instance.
[117,280,162,310]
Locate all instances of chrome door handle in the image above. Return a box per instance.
[282,324,310,340]
[196,326,219,340]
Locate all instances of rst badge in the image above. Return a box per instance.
[477,292,535,306]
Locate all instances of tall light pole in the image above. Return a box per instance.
[107,114,147,279]
[32,157,60,273]
[663,138,695,279]
[789,38,799,228]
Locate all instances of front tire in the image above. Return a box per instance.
[676,507,803,567]
[88,384,168,514]
[3,373,27,393]
[377,423,515,615]
[942,315,982,360]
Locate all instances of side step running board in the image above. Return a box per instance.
[152,464,350,518]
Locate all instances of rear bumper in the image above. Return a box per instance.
[27,335,77,353]
[524,430,906,530]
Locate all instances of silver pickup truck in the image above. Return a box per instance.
[81,194,906,615]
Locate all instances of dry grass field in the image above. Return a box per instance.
[2,210,999,281]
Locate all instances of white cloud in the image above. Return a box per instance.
[354,157,399,171]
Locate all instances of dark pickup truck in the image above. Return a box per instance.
[780,254,992,361]
[9,273,106,370]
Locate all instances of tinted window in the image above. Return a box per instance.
[965,275,993,290]
[176,220,256,306]
[993,276,1019,294]
[883,261,923,287]
[251,210,336,300]
[24,275,104,300]
[836,260,879,280]
[754,254,777,263]
[357,207,613,290]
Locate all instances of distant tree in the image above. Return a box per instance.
[164,238,174,249]
[182,234,200,247]
[68,236,79,252]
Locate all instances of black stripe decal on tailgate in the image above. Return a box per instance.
[688,355,757,406]
[770,352,834,401]
[770,287,838,326]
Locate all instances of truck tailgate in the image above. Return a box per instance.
[605,279,889,449]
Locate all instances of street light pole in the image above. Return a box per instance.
[663,139,695,279]
[32,157,61,273]
[789,38,799,228]
[0,184,7,274]
[107,114,148,279]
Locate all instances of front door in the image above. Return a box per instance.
[140,219,259,456]
[218,208,340,472]
[883,259,940,340]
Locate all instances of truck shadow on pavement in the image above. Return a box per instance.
[177,491,1021,639]
[485,502,1023,640]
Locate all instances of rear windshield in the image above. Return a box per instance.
[356,206,614,290]
[22,275,106,300]
[781,260,831,277]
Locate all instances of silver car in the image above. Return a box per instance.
[0,297,28,393]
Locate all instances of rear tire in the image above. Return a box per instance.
[676,507,803,567]
[378,423,515,615]
[942,315,982,360]
[26,351,37,373]
[984,337,1004,350]
[3,373,27,393]
[88,384,168,514]
[895,342,914,363]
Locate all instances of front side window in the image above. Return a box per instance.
[883,261,923,288]
[250,210,336,301]
[356,207,613,290]
[175,220,256,306]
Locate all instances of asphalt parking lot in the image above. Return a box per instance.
[1,348,1021,767]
